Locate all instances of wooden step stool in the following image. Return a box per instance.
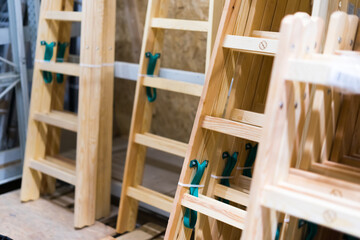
[164,0,318,239]
[116,0,224,233]
[20,0,115,228]
[243,11,360,239]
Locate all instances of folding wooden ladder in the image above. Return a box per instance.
[116,0,224,233]
[243,11,360,239]
[20,0,115,228]
[164,0,315,239]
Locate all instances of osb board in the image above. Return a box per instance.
[0,190,116,240]
[114,0,208,141]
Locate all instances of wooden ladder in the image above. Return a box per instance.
[164,0,314,239]
[20,0,115,228]
[115,0,224,233]
[243,11,360,239]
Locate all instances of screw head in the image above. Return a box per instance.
[279,102,284,109]
[338,37,342,44]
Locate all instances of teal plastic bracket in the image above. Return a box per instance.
[56,42,69,83]
[275,222,283,240]
[298,219,318,240]
[219,151,238,204]
[183,159,208,229]
[242,143,258,178]
[145,52,160,102]
[40,41,56,83]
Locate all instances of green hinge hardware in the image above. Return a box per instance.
[242,143,258,178]
[55,42,69,83]
[183,159,208,229]
[145,52,160,102]
[219,151,238,204]
[40,41,56,83]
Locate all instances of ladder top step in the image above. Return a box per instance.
[134,133,188,157]
[33,110,78,132]
[36,62,80,77]
[29,156,76,185]
[151,18,209,32]
[44,11,82,22]
[181,193,246,229]
[142,76,203,97]
[223,35,278,56]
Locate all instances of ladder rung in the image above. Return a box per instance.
[213,184,249,206]
[181,193,246,229]
[143,76,203,97]
[151,18,209,32]
[262,185,360,237]
[44,11,82,22]
[127,186,173,212]
[37,62,80,77]
[223,35,278,56]
[134,133,188,157]
[251,30,280,39]
[201,116,262,142]
[29,156,76,185]
[230,109,264,127]
[33,110,78,132]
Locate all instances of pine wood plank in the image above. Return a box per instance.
[37,62,80,77]
[151,18,209,32]
[134,133,188,157]
[223,35,278,56]
[142,77,203,96]
[33,110,78,132]
[44,11,82,22]
[201,115,262,142]
[29,156,76,185]
[127,186,173,213]
[181,193,246,229]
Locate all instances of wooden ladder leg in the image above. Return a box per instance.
[20,0,64,202]
[165,0,241,238]
[74,0,114,228]
[116,0,169,233]
[95,0,116,220]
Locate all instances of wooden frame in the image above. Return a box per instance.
[20,0,115,228]
[115,0,224,234]
[164,0,315,239]
[243,12,360,239]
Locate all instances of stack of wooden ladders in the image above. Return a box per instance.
[20,0,115,228]
[116,0,224,233]
[165,0,315,239]
[243,11,360,239]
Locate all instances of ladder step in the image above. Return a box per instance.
[251,30,280,39]
[213,184,249,206]
[151,18,209,32]
[223,35,278,56]
[230,109,264,127]
[44,11,82,22]
[28,156,76,185]
[33,110,78,132]
[37,62,80,77]
[201,116,262,142]
[262,185,360,237]
[134,133,188,157]
[181,193,246,229]
[127,186,173,212]
[143,76,203,97]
